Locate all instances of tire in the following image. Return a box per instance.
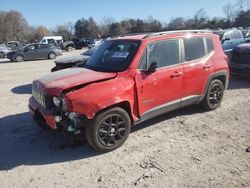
[86,107,131,152]
[49,52,56,59]
[51,67,58,72]
[33,114,52,130]
[201,79,225,110]
[67,46,74,52]
[15,55,24,62]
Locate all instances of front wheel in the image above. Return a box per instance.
[86,107,131,152]
[15,55,24,62]
[201,79,225,110]
[49,52,56,59]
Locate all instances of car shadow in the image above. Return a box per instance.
[0,112,100,170]
[227,76,250,90]
[132,105,205,133]
[0,105,205,170]
[11,83,32,94]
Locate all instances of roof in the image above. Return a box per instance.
[113,30,214,41]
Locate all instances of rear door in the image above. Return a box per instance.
[24,45,36,60]
[37,44,50,58]
[181,37,214,104]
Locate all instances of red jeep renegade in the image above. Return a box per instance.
[29,30,229,152]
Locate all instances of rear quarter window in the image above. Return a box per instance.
[206,38,214,53]
[184,38,205,61]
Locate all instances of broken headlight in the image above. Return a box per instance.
[53,97,61,107]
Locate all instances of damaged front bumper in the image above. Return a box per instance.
[29,97,89,132]
[29,97,58,129]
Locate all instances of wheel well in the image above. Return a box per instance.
[213,75,226,88]
[96,101,133,122]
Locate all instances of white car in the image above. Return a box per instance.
[221,29,245,52]
[39,36,63,44]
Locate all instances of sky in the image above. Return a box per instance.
[0,0,246,29]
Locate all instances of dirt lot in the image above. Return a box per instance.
[0,51,250,188]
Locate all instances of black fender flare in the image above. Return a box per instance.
[199,71,229,102]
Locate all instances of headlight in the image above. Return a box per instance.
[53,97,61,107]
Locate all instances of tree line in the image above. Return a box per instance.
[0,0,249,43]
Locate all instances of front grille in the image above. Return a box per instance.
[32,83,54,109]
[32,86,46,108]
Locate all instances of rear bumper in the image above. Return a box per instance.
[29,97,57,129]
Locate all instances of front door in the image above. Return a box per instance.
[136,39,183,120]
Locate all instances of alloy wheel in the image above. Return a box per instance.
[98,114,127,147]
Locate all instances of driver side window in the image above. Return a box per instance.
[148,39,180,68]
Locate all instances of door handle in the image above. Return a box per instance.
[171,71,182,78]
[203,64,211,69]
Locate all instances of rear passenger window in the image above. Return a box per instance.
[206,38,214,53]
[184,38,205,61]
[148,39,179,68]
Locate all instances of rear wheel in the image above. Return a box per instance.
[67,46,74,52]
[15,55,24,62]
[49,52,56,59]
[201,79,224,110]
[86,107,131,152]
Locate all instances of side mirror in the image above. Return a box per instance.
[146,62,158,73]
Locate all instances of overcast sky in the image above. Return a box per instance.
[0,0,248,29]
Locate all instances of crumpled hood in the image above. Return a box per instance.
[54,55,89,65]
[36,68,117,96]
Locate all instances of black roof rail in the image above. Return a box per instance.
[143,30,212,39]
[112,32,152,39]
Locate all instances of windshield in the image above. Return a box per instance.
[19,44,30,51]
[84,40,140,72]
[82,44,100,56]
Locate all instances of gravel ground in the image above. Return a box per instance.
[0,51,249,188]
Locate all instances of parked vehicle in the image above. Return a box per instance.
[51,44,100,72]
[88,39,103,48]
[220,29,245,53]
[75,38,95,49]
[0,45,10,58]
[6,41,20,49]
[243,30,250,43]
[7,43,62,62]
[40,36,75,52]
[229,43,250,77]
[29,30,229,152]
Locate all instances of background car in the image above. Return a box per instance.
[75,38,96,49]
[229,43,250,77]
[51,43,101,72]
[40,36,75,52]
[0,45,10,58]
[7,43,62,62]
[221,29,245,55]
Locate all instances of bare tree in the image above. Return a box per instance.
[236,0,247,12]
[223,3,235,24]
[193,9,208,28]
[100,17,115,36]
[65,22,75,40]
[168,17,185,30]
[0,10,29,42]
